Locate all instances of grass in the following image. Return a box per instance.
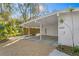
[57,45,79,56]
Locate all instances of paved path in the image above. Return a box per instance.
[0,35,58,56]
[0,39,56,56]
[49,49,69,56]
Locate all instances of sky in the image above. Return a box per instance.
[46,3,79,12]
[12,3,79,18]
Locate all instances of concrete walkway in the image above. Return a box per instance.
[49,49,69,56]
[0,35,58,56]
[0,39,56,56]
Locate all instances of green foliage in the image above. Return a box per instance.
[73,46,79,53]
[66,8,75,12]
[0,11,10,21]
[0,22,7,40]
[0,19,23,41]
[0,3,46,41]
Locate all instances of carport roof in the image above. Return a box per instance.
[20,12,58,28]
[20,8,79,28]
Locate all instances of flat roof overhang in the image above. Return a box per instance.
[20,13,58,28]
[59,11,79,16]
[57,8,79,15]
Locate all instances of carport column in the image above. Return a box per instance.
[28,27,30,37]
[57,13,60,45]
[40,23,43,40]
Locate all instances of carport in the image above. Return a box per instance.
[20,12,58,40]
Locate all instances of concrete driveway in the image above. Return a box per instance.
[0,36,58,56]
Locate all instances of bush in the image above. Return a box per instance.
[73,46,79,53]
[0,20,23,41]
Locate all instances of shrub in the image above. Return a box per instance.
[73,46,79,53]
[0,21,21,41]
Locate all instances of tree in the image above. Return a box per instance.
[17,3,46,22]
[0,3,12,21]
[0,11,11,21]
[17,3,30,22]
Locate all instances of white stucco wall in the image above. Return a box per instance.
[58,11,79,46]
[41,24,58,36]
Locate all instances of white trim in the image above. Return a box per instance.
[40,23,43,40]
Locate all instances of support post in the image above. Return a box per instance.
[28,27,30,37]
[40,23,43,40]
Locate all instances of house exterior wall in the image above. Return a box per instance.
[58,12,79,46]
[41,24,58,36]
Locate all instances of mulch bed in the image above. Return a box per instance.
[56,45,79,56]
[0,39,9,43]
